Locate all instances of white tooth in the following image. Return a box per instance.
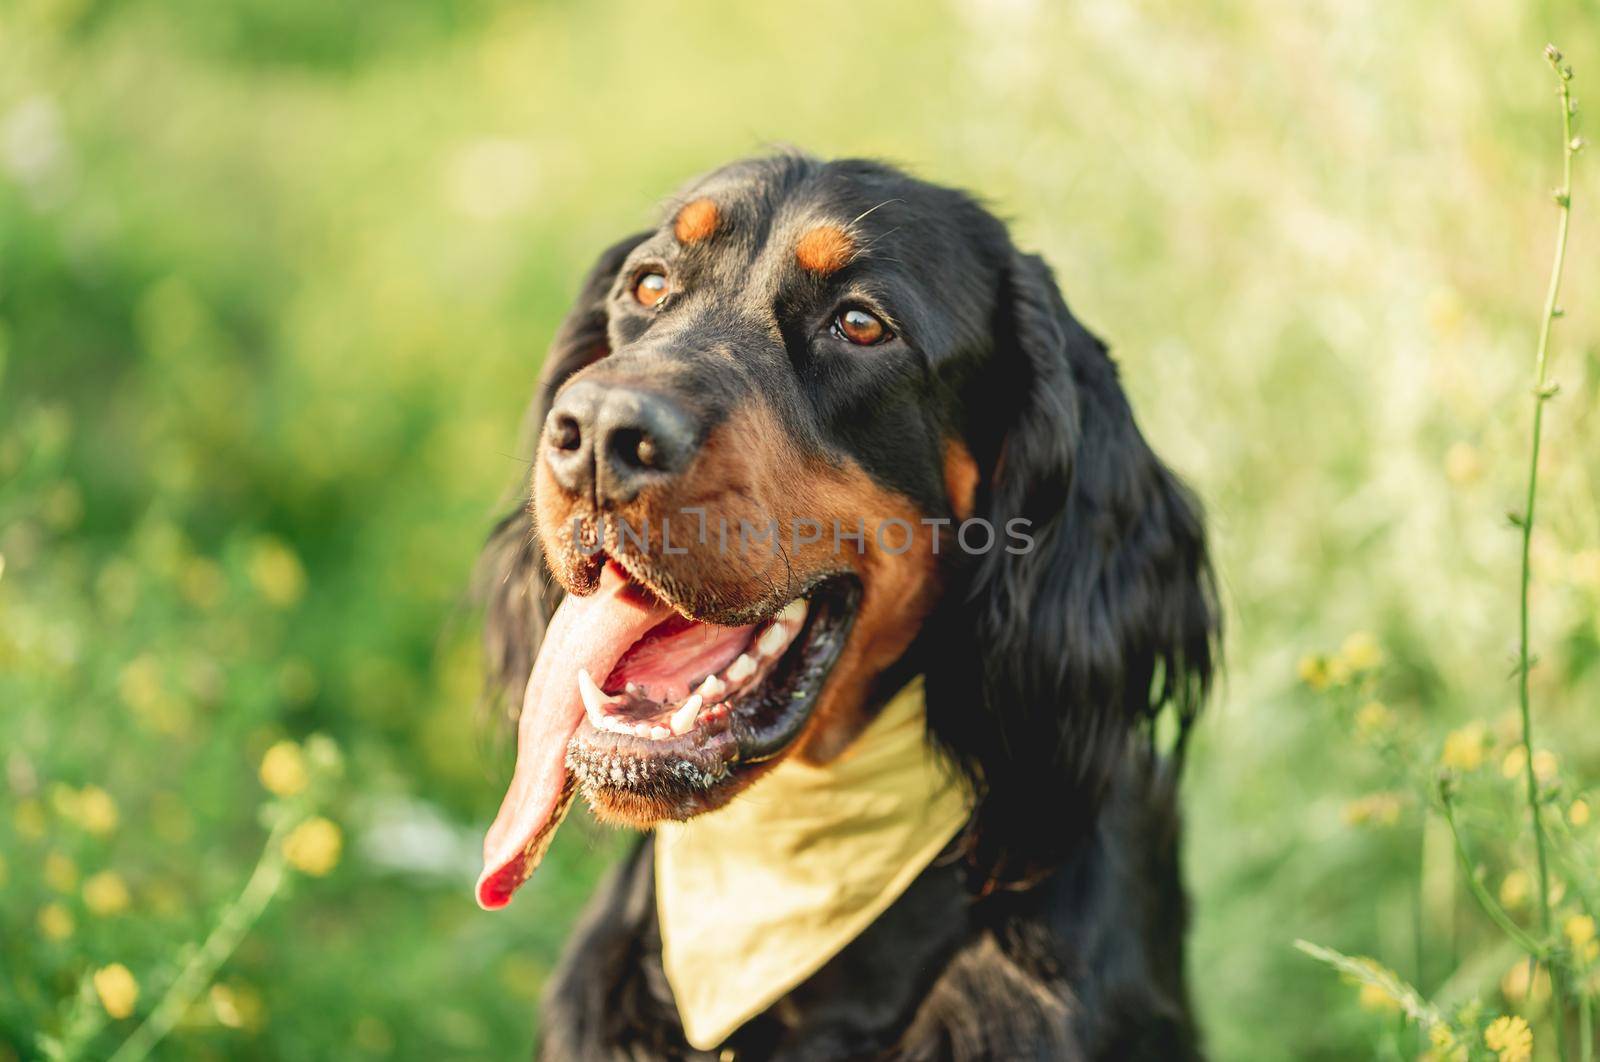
[650,725,671,740]
[696,675,726,701]
[634,723,652,737]
[756,624,788,659]
[726,654,756,683]
[578,669,608,727]
[625,682,640,695]
[777,599,807,627]
[671,694,703,735]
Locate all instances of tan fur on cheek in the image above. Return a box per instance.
[783,467,944,765]
[943,439,980,521]
[794,225,855,275]
[674,198,720,244]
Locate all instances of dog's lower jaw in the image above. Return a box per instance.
[566,745,784,828]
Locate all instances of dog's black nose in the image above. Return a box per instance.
[544,379,698,505]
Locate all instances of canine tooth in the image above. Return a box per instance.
[670,694,703,735]
[726,653,756,683]
[696,675,726,701]
[777,599,807,627]
[756,624,788,659]
[650,725,671,740]
[578,669,608,727]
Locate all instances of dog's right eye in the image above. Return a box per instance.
[633,270,669,308]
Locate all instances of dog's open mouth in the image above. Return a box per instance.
[477,562,858,910]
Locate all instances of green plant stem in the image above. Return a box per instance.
[1517,47,1577,1061]
[107,818,294,1062]
[1439,793,1546,957]
[1580,992,1593,1062]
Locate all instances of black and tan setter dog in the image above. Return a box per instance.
[477,154,1219,1060]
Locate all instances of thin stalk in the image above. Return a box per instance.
[107,817,295,1062]
[1439,793,1546,957]
[1581,992,1593,1062]
[1517,44,1578,1061]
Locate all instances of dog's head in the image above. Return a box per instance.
[477,155,1217,908]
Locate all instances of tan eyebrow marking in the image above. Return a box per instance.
[673,198,720,244]
[794,225,856,276]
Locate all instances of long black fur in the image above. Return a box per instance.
[479,155,1219,1060]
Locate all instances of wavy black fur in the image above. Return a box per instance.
[477,154,1219,1060]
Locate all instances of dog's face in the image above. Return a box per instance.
[478,155,1217,909]
[540,159,1010,760]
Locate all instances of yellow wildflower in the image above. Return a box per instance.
[1483,1014,1532,1062]
[1343,793,1403,827]
[1358,981,1399,1013]
[83,870,132,916]
[117,654,165,713]
[1532,750,1558,782]
[1499,871,1531,910]
[76,785,119,835]
[49,783,81,819]
[209,982,265,1031]
[1501,959,1552,1003]
[258,740,309,798]
[1501,747,1527,779]
[1571,799,1591,826]
[44,852,78,891]
[93,964,139,1020]
[1297,654,1329,691]
[38,903,74,940]
[1441,723,1485,772]
[1355,700,1392,737]
[283,817,341,876]
[1565,915,1596,963]
[1340,631,1384,672]
[1425,1023,1468,1062]
[248,537,306,607]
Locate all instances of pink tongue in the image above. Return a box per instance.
[476,565,675,910]
[605,616,756,702]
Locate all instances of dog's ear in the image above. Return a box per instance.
[925,251,1219,888]
[479,232,650,716]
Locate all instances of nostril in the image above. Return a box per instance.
[551,414,583,452]
[608,428,658,471]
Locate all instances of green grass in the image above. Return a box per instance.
[1,1,1597,1058]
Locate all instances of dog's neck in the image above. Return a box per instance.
[653,676,970,1050]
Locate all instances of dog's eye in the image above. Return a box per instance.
[633,270,669,308]
[834,308,890,346]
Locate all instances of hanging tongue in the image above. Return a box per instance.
[477,565,675,910]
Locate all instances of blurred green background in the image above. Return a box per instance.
[2,0,1598,1057]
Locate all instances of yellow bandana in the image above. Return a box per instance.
[654,677,971,1051]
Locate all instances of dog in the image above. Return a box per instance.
[477,154,1218,1060]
